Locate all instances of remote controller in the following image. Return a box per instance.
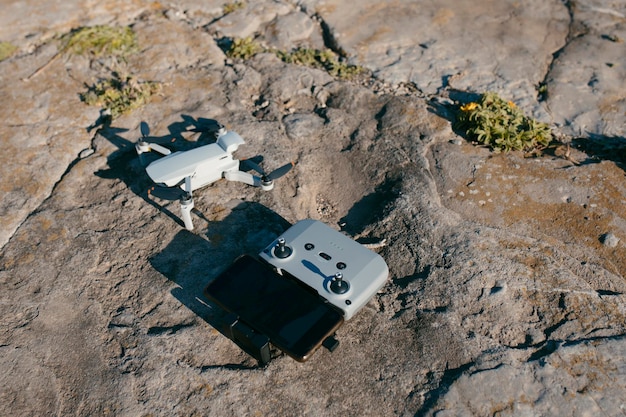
[259,219,388,320]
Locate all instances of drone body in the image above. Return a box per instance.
[144,130,243,190]
[136,122,293,230]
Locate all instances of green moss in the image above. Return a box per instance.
[60,25,138,57]
[224,37,365,80]
[536,82,548,101]
[276,47,364,79]
[80,73,161,118]
[223,1,245,14]
[226,37,264,60]
[455,92,553,153]
[0,41,17,61]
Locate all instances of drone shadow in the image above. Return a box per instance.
[93,114,225,227]
[149,201,291,367]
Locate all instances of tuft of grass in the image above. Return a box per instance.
[455,92,553,153]
[536,82,548,101]
[0,41,17,61]
[225,37,365,80]
[226,36,264,60]
[24,26,138,81]
[59,25,138,57]
[276,47,364,79]
[80,72,161,118]
[223,1,245,14]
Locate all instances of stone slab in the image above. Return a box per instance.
[0,1,625,416]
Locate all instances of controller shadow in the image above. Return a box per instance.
[339,175,402,237]
[149,201,291,367]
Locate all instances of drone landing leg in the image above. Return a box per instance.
[181,176,195,230]
[180,196,194,230]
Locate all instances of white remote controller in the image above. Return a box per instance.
[259,219,388,320]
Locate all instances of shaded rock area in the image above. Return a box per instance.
[1,0,625,416]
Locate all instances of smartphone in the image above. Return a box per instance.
[203,254,344,362]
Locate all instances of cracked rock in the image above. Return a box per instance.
[1,1,626,416]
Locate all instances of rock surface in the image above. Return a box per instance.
[1,0,625,416]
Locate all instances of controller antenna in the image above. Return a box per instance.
[274,238,292,259]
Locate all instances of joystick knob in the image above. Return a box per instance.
[273,238,292,259]
[330,272,350,294]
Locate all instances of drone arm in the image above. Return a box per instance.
[135,141,171,157]
[147,143,172,156]
[224,170,262,187]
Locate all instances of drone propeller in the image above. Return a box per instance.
[240,158,265,175]
[241,159,294,183]
[266,162,294,182]
[147,185,187,201]
[239,156,264,173]
[186,126,215,133]
[140,121,150,138]
[185,118,224,134]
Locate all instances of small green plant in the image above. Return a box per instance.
[226,37,264,60]
[223,1,245,14]
[277,47,364,79]
[225,38,365,80]
[536,82,548,101]
[59,25,138,57]
[80,72,161,118]
[0,41,17,61]
[24,25,138,81]
[455,92,553,153]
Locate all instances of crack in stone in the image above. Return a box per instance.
[0,124,101,252]
[538,0,587,102]
[413,329,626,415]
[414,361,474,417]
[146,321,195,336]
[199,363,259,371]
[523,331,626,362]
[310,13,347,58]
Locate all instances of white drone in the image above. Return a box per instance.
[136,121,293,230]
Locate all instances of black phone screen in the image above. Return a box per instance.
[203,255,344,361]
